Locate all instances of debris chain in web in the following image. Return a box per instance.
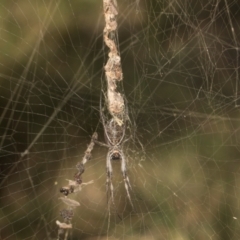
[103,0,125,125]
[56,133,97,239]
[101,0,134,209]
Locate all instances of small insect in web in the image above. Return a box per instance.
[93,96,133,207]
[60,186,74,196]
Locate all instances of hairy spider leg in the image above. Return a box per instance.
[106,150,115,205]
[94,140,109,148]
[120,150,133,207]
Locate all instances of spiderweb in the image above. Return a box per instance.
[1,0,240,239]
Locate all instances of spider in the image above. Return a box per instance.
[94,98,133,207]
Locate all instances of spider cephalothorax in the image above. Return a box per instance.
[111,149,121,160]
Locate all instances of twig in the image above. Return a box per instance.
[57,133,97,239]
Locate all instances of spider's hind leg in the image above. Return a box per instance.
[106,150,115,205]
[120,151,133,208]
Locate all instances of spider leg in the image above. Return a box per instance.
[120,150,133,207]
[94,140,109,148]
[106,150,115,205]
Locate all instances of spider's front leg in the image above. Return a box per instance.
[106,150,115,205]
[120,150,133,207]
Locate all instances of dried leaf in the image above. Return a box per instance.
[56,220,72,229]
[59,197,80,207]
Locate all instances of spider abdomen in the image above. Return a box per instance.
[105,119,124,145]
